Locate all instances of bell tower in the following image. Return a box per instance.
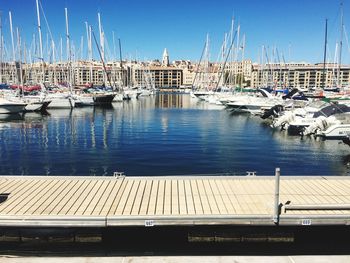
[162,48,169,66]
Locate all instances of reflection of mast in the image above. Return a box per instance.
[91,113,96,149]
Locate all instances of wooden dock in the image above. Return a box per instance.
[0,175,350,227]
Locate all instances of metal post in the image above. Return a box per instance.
[273,167,280,224]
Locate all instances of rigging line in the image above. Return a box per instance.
[215,29,238,91]
[191,40,206,90]
[343,25,350,61]
[91,28,113,88]
[38,0,54,43]
[39,0,59,61]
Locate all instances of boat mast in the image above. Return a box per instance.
[35,0,44,84]
[65,7,73,91]
[92,29,112,88]
[9,11,16,84]
[0,12,2,84]
[322,19,328,89]
[118,38,123,89]
[85,22,93,83]
[17,28,24,92]
[228,17,234,88]
[215,30,238,91]
[337,2,344,88]
[60,37,63,62]
[89,26,93,83]
[65,8,70,62]
[241,33,245,88]
[191,40,206,90]
[97,13,106,85]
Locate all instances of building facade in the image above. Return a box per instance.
[251,63,350,89]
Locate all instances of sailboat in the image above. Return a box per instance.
[75,15,116,106]
[0,96,27,114]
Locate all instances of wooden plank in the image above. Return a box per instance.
[178,180,187,215]
[208,180,227,214]
[34,180,72,215]
[76,180,106,215]
[340,181,350,195]
[147,180,159,215]
[184,180,195,215]
[55,180,91,215]
[163,180,171,215]
[103,179,126,215]
[22,179,66,215]
[64,180,97,215]
[215,180,235,214]
[139,180,153,216]
[203,179,219,214]
[155,180,165,215]
[0,179,41,212]
[10,179,57,215]
[130,180,147,215]
[324,180,350,195]
[235,180,258,214]
[114,180,135,215]
[171,180,179,215]
[0,179,49,214]
[221,180,240,212]
[93,180,116,215]
[196,180,211,214]
[122,179,141,215]
[190,179,203,214]
[41,179,81,215]
[0,178,20,192]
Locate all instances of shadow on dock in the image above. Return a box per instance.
[1,225,350,256]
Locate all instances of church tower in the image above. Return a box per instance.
[162,48,169,66]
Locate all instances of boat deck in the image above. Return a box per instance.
[0,175,350,227]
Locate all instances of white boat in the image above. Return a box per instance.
[22,93,51,111]
[113,93,124,102]
[122,88,142,100]
[0,97,27,114]
[225,89,284,114]
[320,123,350,139]
[46,93,75,109]
[299,104,350,135]
[271,100,329,130]
[75,92,115,107]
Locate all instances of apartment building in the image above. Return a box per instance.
[251,63,350,88]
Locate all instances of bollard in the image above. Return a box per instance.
[273,167,280,224]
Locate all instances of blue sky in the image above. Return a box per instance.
[1,0,350,64]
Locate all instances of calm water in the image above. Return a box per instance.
[0,93,349,176]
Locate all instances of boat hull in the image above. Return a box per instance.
[93,94,116,106]
[0,104,26,114]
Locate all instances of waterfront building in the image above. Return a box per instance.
[148,66,182,88]
[224,60,253,87]
[2,53,350,90]
[251,62,350,89]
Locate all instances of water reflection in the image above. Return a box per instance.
[0,93,349,176]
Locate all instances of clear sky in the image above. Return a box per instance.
[1,0,350,64]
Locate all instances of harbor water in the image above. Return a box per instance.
[0,93,349,176]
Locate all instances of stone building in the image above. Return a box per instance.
[251,63,350,89]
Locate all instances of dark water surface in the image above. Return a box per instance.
[0,93,349,176]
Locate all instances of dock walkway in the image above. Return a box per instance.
[0,175,350,227]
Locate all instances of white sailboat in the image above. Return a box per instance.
[0,97,26,114]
